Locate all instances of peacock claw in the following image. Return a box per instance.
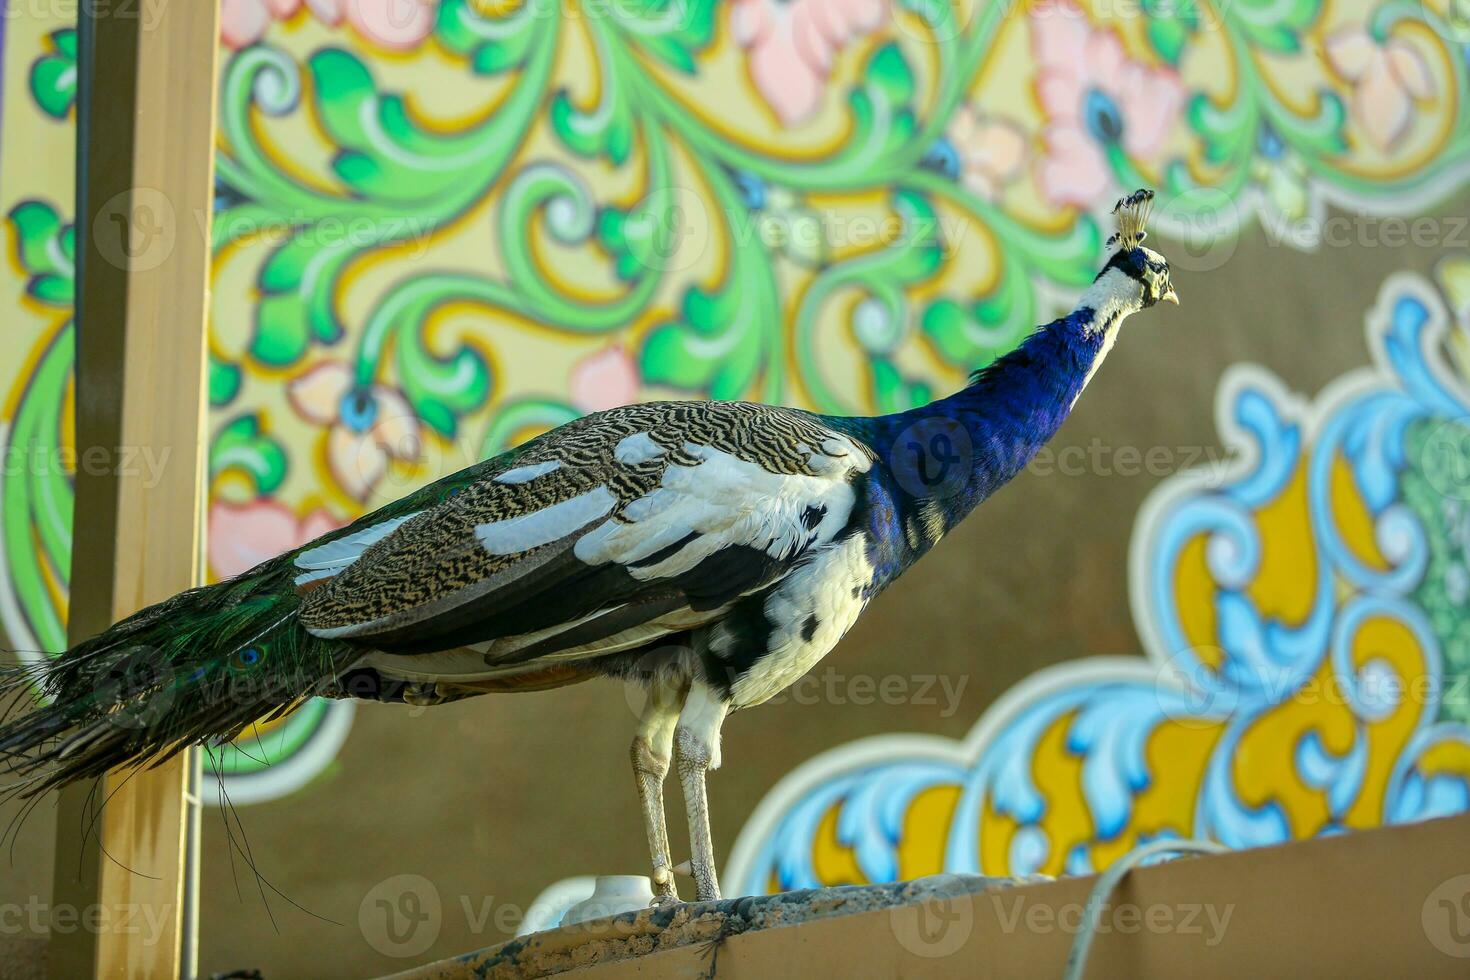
[649,892,681,910]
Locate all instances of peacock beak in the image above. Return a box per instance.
[1162,286,1179,305]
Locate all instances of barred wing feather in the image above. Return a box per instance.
[296,402,872,672]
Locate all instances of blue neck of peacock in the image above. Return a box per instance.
[859,295,1129,540]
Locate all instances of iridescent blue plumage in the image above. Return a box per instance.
[818,188,1177,614]
[832,304,1110,587]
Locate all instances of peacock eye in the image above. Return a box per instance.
[1083,89,1124,144]
[920,138,962,181]
[339,388,380,433]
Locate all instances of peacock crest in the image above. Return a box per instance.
[1106,188,1154,251]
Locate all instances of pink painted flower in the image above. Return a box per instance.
[946,104,1027,201]
[312,0,440,51]
[1029,1,1184,208]
[221,0,302,49]
[288,360,422,502]
[221,0,439,51]
[731,0,889,127]
[208,499,342,580]
[1325,28,1434,153]
[570,345,641,413]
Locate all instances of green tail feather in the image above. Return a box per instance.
[0,557,360,797]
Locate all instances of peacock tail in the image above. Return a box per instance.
[0,555,358,798]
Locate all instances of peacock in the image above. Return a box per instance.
[0,190,1176,904]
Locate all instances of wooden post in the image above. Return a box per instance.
[51,1,221,976]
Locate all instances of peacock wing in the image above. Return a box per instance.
[296,402,873,667]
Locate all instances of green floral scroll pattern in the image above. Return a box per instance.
[599,18,1062,410]
[213,0,1470,453]
[211,0,1105,425]
[211,414,289,495]
[0,200,352,803]
[2,202,75,654]
[1172,0,1469,214]
[30,29,77,121]
[215,22,560,439]
[1403,418,1470,725]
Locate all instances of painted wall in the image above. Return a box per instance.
[0,0,1468,975]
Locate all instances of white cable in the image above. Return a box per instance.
[1062,838,1230,980]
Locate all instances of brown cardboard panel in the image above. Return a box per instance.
[428,814,1470,980]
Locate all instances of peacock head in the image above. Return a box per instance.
[1086,189,1178,317]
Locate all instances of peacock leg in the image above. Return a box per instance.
[631,675,683,903]
[675,681,730,903]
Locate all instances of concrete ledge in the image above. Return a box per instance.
[384,876,1031,980]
